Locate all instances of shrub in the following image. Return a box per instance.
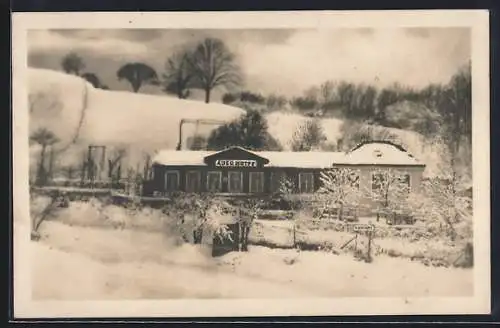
[290,96,318,111]
[222,92,238,104]
[239,91,265,104]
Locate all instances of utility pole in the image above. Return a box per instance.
[366,230,373,263]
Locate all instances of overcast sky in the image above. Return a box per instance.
[28,28,470,99]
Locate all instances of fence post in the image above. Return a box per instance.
[366,230,373,263]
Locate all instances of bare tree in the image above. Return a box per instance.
[29,128,59,186]
[291,119,327,151]
[61,52,86,76]
[186,38,243,103]
[370,168,411,223]
[107,148,127,186]
[319,80,337,109]
[437,62,472,171]
[408,177,472,241]
[162,51,193,99]
[336,81,357,112]
[275,176,302,247]
[304,86,320,104]
[416,63,472,239]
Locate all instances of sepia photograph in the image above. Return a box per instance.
[12,10,490,318]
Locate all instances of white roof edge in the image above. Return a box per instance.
[151,148,425,168]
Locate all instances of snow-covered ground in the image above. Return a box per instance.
[32,219,472,300]
[250,218,464,264]
[28,68,245,172]
[29,68,245,150]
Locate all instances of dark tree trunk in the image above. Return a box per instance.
[242,225,251,251]
[204,87,211,103]
[37,145,47,186]
[193,228,203,244]
[48,146,55,183]
[132,79,141,93]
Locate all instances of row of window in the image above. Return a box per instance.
[164,170,316,193]
[163,170,411,194]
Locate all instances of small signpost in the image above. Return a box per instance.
[353,223,375,263]
[353,224,375,233]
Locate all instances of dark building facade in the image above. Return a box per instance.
[143,142,426,209]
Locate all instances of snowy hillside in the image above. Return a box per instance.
[29,68,245,149]
[29,68,245,170]
[29,68,446,177]
[266,111,447,177]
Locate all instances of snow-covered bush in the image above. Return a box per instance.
[30,194,61,240]
[316,167,363,221]
[162,193,238,245]
[370,168,413,222]
[407,177,472,242]
[30,194,54,221]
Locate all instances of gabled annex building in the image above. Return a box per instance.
[143,141,426,203]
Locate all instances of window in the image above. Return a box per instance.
[270,172,287,193]
[327,168,360,190]
[371,171,411,193]
[207,171,222,192]
[165,170,179,192]
[371,172,386,193]
[185,171,201,192]
[228,171,243,193]
[399,173,411,192]
[349,173,360,189]
[299,172,314,193]
[249,172,265,193]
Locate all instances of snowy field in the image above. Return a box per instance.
[31,214,472,300]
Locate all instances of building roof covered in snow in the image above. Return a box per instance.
[152,141,425,169]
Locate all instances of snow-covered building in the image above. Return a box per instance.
[144,141,426,203]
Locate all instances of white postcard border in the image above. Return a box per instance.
[12,10,491,318]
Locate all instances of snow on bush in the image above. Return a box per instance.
[30,195,54,221]
[251,208,468,268]
[407,177,473,242]
[315,167,364,220]
[249,219,295,248]
[40,193,244,247]
[42,198,185,243]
